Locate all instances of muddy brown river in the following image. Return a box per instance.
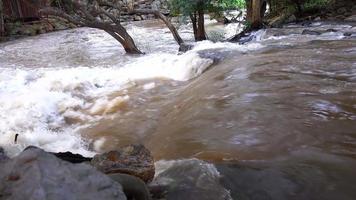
[0,20,355,199]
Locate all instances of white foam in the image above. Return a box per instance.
[0,48,220,157]
[0,24,265,157]
[143,82,156,90]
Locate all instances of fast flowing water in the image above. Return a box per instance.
[0,20,356,199]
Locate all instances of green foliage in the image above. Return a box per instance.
[269,0,332,16]
[243,20,252,29]
[303,0,331,10]
[169,0,246,16]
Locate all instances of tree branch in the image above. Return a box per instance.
[130,9,184,45]
[39,7,85,26]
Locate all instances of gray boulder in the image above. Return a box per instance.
[0,147,127,200]
[91,144,155,183]
[150,159,232,200]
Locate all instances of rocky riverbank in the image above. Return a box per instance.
[266,0,356,27]
[0,145,231,200]
[0,17,75,42]
[0,0,170,42]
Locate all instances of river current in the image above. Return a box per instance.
[0,19,355,199]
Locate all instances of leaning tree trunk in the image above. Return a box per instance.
[88,22,142,54]
[103,27,142,54]
[130,9,184,45]
[39,5,142,54]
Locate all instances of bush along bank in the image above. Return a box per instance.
[265,0,356,27]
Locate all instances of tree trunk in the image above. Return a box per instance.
[91,22,142,54]
[131,9,184,45]
[196,9,206,41]
[39,7,142,54]
[251,0,262,29]
[121,30,142,54]
[246,0,253,22]
[190,13,198,41]
[0,0,4,37]
[105,30,142,54]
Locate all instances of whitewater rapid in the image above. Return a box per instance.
[1,20,352,157]
[0,20,264,156]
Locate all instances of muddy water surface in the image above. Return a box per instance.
[1,20,356,199]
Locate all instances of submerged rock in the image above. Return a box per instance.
[150,159,232,200]
[302,29,322,35]
[179,43,194,53]
[0,147,9,163]
[91,144,155,183]
[0,147,127,200]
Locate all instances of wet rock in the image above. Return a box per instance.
[285,15,297,23]
[326,29,338,33]
[109,173,150,200]
[0,147,127,200]
[229,30,255,44]
[345,15,356,22]
[337,7,347,15]
[179,43,193,52]
[301,21,312,27]
[343,32,354,36]
[91,144,155,183]
[0,147,9,162]
[150,159,232,200]
[268,14,287,28]
[134,15,142,21]
[53,151,92,163]
[336,15,346,20]
[302,29,322,35]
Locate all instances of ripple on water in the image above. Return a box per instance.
[310,100,356,121]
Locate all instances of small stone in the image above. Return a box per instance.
[326,29,338,32]
[336,15,346,20]
[134,15,142,21]
[314,17,321,21]
[345,15,356,22]
[285,15,297,23]
[91,144,155,183]
[343,32,353,36]
[302,29,322,35]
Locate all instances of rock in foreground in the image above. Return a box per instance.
[150,159,232,200]
[0,147,127,200]
[91,144,155,183]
